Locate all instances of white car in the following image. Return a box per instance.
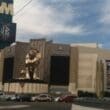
[31,94,52,102]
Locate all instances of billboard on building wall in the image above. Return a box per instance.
[16,40,45,81]
[0,0,13,23]
[0,23,16,49]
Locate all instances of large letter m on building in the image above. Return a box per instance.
[0,2,13,15]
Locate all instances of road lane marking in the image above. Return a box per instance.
[0,105,30,109]
[71,104,104,110]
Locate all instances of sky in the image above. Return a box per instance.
[13,0,110,49]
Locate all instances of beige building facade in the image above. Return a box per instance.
[0,39,70,94]
[0,40,110,97]
[69,45,110,97]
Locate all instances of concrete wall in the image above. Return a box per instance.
[77,53,97,92]
[69,46,98,94]
[69,46,110,96]
[3,45,15,58]
[69,47,78,94]
[44,41,52,82]
[50,43,70,56]
[3,83,48,94]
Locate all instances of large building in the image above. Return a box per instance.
[0,39,110,97]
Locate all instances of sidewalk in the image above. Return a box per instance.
[71,104,104,110]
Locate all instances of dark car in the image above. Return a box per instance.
[0,94,10,101]
[6,94,18,101]
[31,94,52,102]
[58,95,77,103]
[0,91,4,95]
[16,94,32,102]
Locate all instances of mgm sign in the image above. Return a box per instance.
[0,0,16,49]
[0,0,13,23]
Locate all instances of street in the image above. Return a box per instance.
[0,102,107,110]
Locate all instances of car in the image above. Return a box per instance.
[0,94,8,101]
[0,93,19,101]
[31,94,53,102]
[6,94,17,101]
[58,95,77,103]
[17,94,32,102]
[0,93,14,101]
[0,91,4,95]
[103,97,110,101]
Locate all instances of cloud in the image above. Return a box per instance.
[13,0,85,41]
[100,0,110,25]
[98,0,110,36]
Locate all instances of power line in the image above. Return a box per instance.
[14,5,33,21]
[14,13,25,21]
[14,1,34,21]
[14,0,32,17]
[14,0,27,9]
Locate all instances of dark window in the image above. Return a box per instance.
[3,57,14,82]
[50,56,70,85]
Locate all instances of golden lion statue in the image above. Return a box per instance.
[24,49,41,80]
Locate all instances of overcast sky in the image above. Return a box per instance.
[13,0,110,48]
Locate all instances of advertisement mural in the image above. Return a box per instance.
[0,23,16,49]
[18,48,42,81]
[19,40,46,81]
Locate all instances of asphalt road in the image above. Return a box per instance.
[0,102,108,110]
[0,102,71,110]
